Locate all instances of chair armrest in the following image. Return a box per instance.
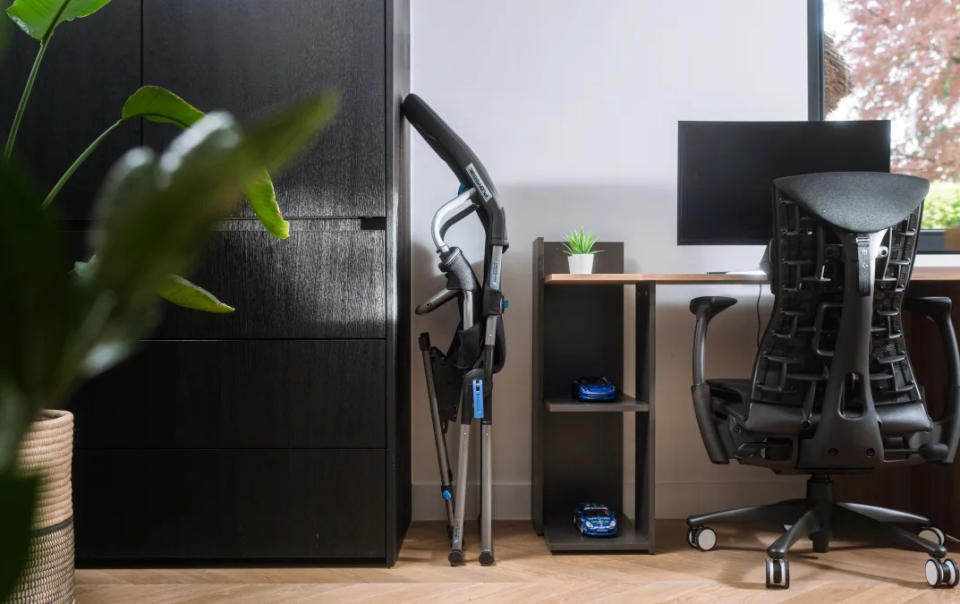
[690,296,738,386]
[689,296,737,464]
[905,296,960,463]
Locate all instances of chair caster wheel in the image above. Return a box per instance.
[448,550,464,566]
[925,558,959,588]
[919,526,946,546]
[479,551,495,566]
[687,526,717,551]
[765,557,789,589]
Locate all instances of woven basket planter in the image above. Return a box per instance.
[10,409,75,604]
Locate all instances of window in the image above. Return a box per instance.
[812,0,960,251]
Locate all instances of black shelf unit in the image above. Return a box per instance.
[532,238,656,554]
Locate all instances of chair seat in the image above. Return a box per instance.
[706,379,932,437]
[708,379,805,435]
[706,379,750,422]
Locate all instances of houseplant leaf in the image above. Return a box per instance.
[75,255,234,315]
[121,85,290,239]
[6,0,112,41]
[156,274,235,314]
[89,92,338,315]
[0,163,75,443]
[120,85,203,128]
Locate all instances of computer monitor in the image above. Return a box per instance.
[677,120,891,245]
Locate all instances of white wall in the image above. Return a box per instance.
[410,0,810,520]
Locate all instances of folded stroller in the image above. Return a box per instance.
[401,94,507,566]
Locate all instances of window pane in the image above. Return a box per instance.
[823,0,960,229]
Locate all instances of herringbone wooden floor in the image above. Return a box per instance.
[76,520,959,602]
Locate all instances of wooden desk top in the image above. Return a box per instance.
[544,266,960,285]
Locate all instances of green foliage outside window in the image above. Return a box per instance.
[920,182,960,230]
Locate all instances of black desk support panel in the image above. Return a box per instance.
[531,239,656,553]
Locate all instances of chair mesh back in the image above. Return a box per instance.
[752,191,923,417]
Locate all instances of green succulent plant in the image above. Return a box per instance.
[562,227,602,255]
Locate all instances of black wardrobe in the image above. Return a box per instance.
[1,0,410,565]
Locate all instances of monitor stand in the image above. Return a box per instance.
[706,240,772,277]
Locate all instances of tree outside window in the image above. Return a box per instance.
[824,0,960,229]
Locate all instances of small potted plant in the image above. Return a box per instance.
[563,227,601,274]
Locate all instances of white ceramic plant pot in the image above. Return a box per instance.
[568,254,595,275]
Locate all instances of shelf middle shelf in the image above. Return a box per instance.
[545,394,649,413]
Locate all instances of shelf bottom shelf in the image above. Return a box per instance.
[543,515,651,552]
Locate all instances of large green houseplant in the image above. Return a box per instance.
[0,0,338,598]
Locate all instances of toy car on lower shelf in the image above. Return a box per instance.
[571,376,618,401]
[573,503,618,536]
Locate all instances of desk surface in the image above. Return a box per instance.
[544,266,960,285]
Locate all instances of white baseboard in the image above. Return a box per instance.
[654,478,805,518]
[413,481,530,521]
[411,479,805,521]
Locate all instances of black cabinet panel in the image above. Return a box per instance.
[73,340,385,449]
[142,0,386,218]
[0,1,142,219]
[74,449,386,561]
[155,228,385,339]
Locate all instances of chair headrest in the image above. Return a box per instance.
[773,172,929,233]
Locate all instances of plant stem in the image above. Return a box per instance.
[4,41,49,161]
[42,119,125,209]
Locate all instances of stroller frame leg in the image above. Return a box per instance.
[449,422,471,565]
[419,339,455,536]
[479,421,494,565]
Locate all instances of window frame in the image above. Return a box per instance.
[807,0,953,253]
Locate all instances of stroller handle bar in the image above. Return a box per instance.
[402,93,489,190]
[431,188,478,253]
[402,94,507,249]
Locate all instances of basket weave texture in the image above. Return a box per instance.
[10,409,75,604]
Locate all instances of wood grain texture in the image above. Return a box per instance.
[74,449,386,562]
[0,0,141,219]
[155,228,386,339]
[142,0,386,218]
[74,520,960,603]
[71,340,385,449]
[545,273,767,284]
[544,266,960,285]
[60,0,408,567]
[384,0,412,565]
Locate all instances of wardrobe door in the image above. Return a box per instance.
[142,0,386,218]
[74,449,386,560]
[0,1,141,219]
[73,340,387,449]
[152,228,386,339]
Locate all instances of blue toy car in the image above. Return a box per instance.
[573,503,618,537]
[572,376,618,402]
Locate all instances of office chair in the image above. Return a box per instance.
[685,172,960,589]
[403,94,508,566]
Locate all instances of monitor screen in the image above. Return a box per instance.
[677,120,891,245]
